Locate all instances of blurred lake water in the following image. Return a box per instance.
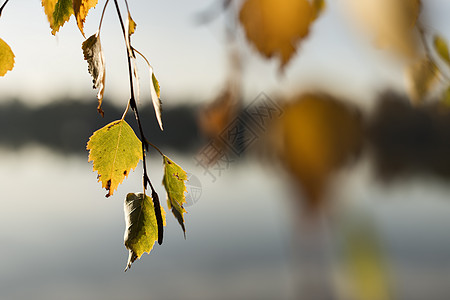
[0,146,449,300]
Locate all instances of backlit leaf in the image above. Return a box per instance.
[82,32,106,116]
[151,71,163,130]
[124,193,166,271]
[87,120,142,197]
[162,155,188,236]
[128,12,137,36]
[433,35,450,65]
[0,38,15,76]
[73,0,99,37]
[271,94,362,210]
[51,0,74,35]
[239,0,316,69]
[41,0,58,28]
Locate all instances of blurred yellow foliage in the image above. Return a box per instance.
[272,94,362,209]
[239,0,318,69]
[343,0,421,58]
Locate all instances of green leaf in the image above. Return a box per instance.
[52,0,74,35]
[0,38,15,76]
[82,32,106,116]
[162,155,188,236]
[73,0,99,37]
[124,193,166,271]
[433,34,450,65]
[87,120,142,197]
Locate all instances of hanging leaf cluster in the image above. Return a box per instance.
[0,0,190,270]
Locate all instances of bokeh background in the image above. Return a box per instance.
[1,0,450,299]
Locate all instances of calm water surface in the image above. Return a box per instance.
[0,147,449,300]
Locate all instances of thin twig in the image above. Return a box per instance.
[0,0,11,17]
[113,0,163,244]
[98,0,110,33]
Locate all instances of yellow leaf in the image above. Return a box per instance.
[239,0,316,69]
[87,120,143,197]
[41,0,58,26]
[433,34,450,65]
[73,0,99,37]
[0,38,15,76]
[128,12,137,36]
[271,94,362,209]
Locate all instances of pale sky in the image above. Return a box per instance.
[1,0,450,108]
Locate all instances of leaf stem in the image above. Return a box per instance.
[132,47,151,68]
[144,138,164,157]
[98,0,110,33]
[121,100,130,120]
[113,0,163,244]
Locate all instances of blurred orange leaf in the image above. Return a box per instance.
[272,94,362,208]
[239,0,319,69]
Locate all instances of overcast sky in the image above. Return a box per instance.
[1,0,450,108]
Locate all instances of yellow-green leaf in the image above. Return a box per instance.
[41,0,58,28]
[0,38,15,76]
[239,0,316,69]
[162,155,188,236]
[124,193,166,271]
[151,71,163,130]
[433,34,450,65]
[51,0,74,35]
[82,33,106,116]
[73,0,99,37]
[87,120,142,197]
[128,12,137,36]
